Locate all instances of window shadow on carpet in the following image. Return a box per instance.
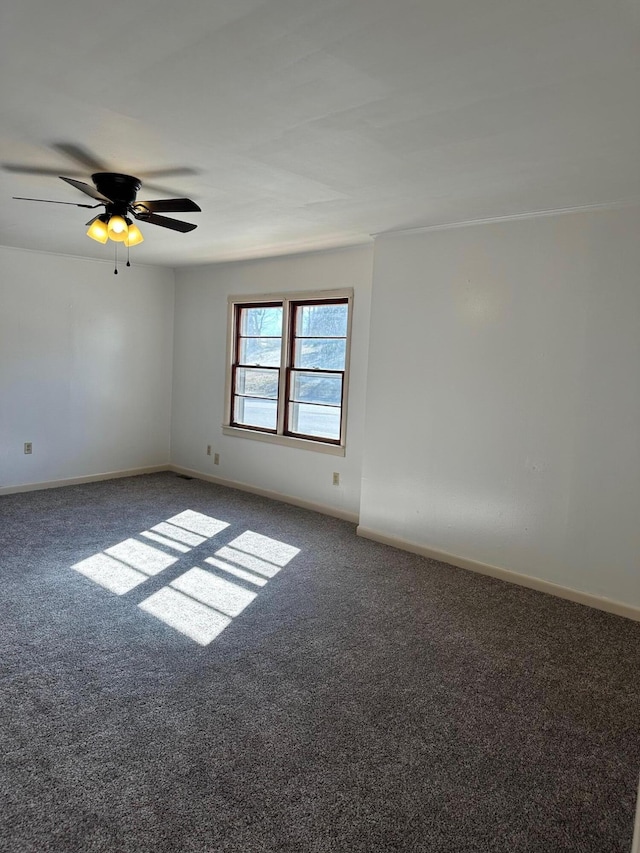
[71,510,300,645]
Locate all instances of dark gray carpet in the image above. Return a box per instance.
[1,472,639,852]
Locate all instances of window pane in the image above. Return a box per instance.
[234,396,277,430]
[239,337,281,367]
[293,338,346,370]
[296,303,348,337]
[239,306,283,337]
[235,367,279,399]
[288,402,341,440]
[290,371,342,406]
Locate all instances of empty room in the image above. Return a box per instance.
[1,1,639,851]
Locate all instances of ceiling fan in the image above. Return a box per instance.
[8,144,201,270]
[14,172,201,244]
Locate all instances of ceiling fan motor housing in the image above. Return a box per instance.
[92,172,141,216]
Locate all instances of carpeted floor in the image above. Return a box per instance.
[1,472,639,852]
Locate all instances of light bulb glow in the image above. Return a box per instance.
[124,223,144,247]
[107,215,129,242]
[86,217,109,244]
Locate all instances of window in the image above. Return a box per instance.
[224,290,352,454]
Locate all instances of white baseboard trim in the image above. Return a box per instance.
[356,526,640,623]
[0,465,169,497]
[169,464,359,524]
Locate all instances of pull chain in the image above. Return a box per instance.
[114,242,118,275]
[126,241,131,267]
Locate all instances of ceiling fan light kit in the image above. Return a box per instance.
[123,221,144,247]
[106,214,129,242]
[87,213,145,247]
[86,214,109,244]
[13,166,200,272]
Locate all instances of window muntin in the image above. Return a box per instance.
[228,295,350,447]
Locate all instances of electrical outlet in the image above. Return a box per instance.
[206,445,212,456]
[213,453,220,465]
[332,472,340,486]
[24,442,32,455]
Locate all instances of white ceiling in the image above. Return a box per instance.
[1,0,639,267]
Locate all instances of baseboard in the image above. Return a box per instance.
[357,526,640,623]
[0,465,169,497]
[169,464,359,524]
[1,460,356,524]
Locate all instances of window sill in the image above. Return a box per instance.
[222,425,346,456]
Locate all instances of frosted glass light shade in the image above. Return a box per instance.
[86,217,109,243]
[124,223,144,247]
[107,215,129,242]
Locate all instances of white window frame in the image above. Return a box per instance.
[223,289,353,456]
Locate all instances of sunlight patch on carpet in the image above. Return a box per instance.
[227,531,300,567]
[149,522,206,547]
[140,530,192,553]
[213,546,279,579]
[204,556,268,587]
[72,553,149,595]
[167,510,230,538]
[170,567,257,617]
[70,511,299,645]
[105,539,178,575]
[139,587,231,645]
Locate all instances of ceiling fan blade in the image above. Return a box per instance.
[137,167,198,179]
[136,180,193,196]
[3,142,108,177]
[53,143,108,172]
[133,198,201,214]
[13,196,100,208]
[60,176,113,203]
[133,210,197,232]
[3,164,85,176]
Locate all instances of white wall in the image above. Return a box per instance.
[360,206,640,610]
[171,245,373,518]
[0,247,175,489]
[4,209,638,612]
